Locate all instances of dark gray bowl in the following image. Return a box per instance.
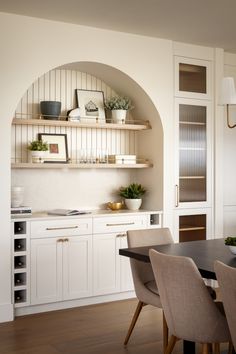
[40,101,61,120]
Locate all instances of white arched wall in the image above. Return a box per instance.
[0,12,174,322]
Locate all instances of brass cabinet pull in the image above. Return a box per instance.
[46,226,79,231]
[175,184,179,207]
[57,239,64,243]
[106,222,135,227]
[63,238,69,242]
[116,233,127,238]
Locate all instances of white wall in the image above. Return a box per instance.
[223,53,236,235]
[0,12,174,321]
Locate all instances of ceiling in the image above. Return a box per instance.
[0,0,236,53]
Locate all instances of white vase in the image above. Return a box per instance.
[30,151,45,163]
[125,198,142,211]
[111,109,127,123]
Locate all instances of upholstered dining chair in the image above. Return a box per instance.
[215,261,236,350]
[124,227,174,350]
[149,249,231,354]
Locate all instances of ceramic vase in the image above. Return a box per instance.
[125,198,142,211]
[111,109,126,123]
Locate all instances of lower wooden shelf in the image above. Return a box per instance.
[11,162,153,169]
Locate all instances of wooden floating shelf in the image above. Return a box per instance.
[179,121,206,126]
[11,162,153,169]
[12,118,151,131]
[179,176,206,179]
[179,226,206,232]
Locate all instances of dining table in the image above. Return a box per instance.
[119,238,236,354]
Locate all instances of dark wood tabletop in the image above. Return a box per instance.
[119,238,236,280]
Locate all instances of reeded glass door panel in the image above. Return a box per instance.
[179,104,207,203]
[179,214,206,242]
[179,63,206,94]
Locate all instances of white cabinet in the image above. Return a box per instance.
[30,217,92,305]
[93,213,149,296]
[174,55,213,243]
[31,235,92,305]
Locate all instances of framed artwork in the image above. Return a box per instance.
[76,89,106,123]
[38,133,68,163]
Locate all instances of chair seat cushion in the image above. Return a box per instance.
[144,280,159,295]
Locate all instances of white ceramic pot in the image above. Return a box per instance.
[11,186,24,207]
[30,151,45,163]
[111,109,126,123]
[125,198,142,211]
[228,245,236,255]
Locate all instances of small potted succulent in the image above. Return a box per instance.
[225,236,236,255]
[119,183,146,210]
[27,140,48,163]
[105,96,133,123]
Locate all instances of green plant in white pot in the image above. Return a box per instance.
[105,96,133,123]
[119,183,146,210]
[28,140,48,163]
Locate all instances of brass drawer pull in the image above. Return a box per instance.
[57,239,64,243]
[106,222,135,227]
[116,233,127,238]
[46,226,79,231]
[63,238,69,242]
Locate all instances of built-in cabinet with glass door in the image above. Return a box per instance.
[174,57,213,242]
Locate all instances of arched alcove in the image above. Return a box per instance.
[11,61,163,211]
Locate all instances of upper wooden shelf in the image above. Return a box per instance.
[12,118,151,131]
[11,162,153,169]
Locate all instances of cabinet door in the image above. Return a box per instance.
[93,233,120,296]
[63,235,92,300]
[119,234,134,292]
[31,238,63,305]
[175,99,212,209]
[175,57,212,100]
[173,208,213,243]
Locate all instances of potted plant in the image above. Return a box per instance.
[225,236,236,254]
[119,183,146,210]
[105,96,133,123]
[27,140,49,163]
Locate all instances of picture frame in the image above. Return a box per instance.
[76,89,106,123]
[38,133,68,163]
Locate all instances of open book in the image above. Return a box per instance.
[48,209,90,216]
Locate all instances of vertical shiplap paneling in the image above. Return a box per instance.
[12,69,137,164]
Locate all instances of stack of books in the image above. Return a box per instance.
[108,154,136,164]
[11,206,32,217]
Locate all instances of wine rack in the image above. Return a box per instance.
[12,220,30,307]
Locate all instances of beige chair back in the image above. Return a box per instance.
[127,228,173,305]
[215,261,236,348]
[149,249,230,343]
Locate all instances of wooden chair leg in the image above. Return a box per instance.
[213,343,220,354]
[163,311,168,352]
[202,343,209,354]
[123,300,144,346]
[228,341,234,354]
[165,335,177,354]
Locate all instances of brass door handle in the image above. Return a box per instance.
[175,184,179,207]
[57,238,64,243]
[116,233,127,238]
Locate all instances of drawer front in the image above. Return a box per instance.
[31,218,92,239]
[93,215,148,234]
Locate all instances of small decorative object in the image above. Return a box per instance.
[38,133,68,163]
[119,183,146,210]
[27,139,49,163]
[108,154,136,165]
[76,89,106,123]
[40,101,61,120]
[11,186,24,208]
[67,108,80,121]
[105,96,133,123]
[225,236,236,254]
[107,201,124,211]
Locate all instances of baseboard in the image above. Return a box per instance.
[15,291,135,317]
[0,303,14,323]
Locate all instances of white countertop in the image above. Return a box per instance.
[11,209,162,221]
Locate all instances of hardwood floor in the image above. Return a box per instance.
[0,299,183,354]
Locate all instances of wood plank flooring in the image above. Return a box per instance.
[0,299,184,354]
